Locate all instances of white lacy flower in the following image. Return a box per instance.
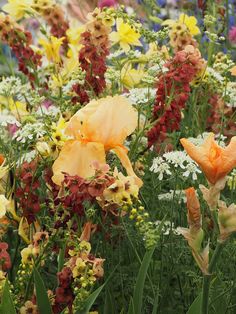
[124,88,156,105]
[225,82,236,108]
[163,151,190,169]
[207,67,224,82]
[16,151,37,166]
[0,77,23,97]
[13,122,46,143]
[150,157,171,180]
[182,162,201,180]
[35,105,60,117]
[0,111,21,127]
[158,190,186,203]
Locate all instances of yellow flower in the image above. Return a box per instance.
[179,14,200,36]
[103,168,139,206]
[72,257,86,278]
[51,117,70,148]
[121,64,145,89]
[66,24,85,46]
[21,245,38,264]
[9,98,28,120]
[2,0,35,21]
[0,195,9,219]
[38,36,64,63]
[110,18,141,52]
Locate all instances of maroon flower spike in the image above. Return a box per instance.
[0,242,11,271]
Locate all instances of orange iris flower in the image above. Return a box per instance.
[52,96,142,187]
[180,133,236,185]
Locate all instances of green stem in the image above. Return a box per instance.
[201,242,224,314]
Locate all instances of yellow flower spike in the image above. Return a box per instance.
[110,18,142,52]
[179,14,200,36]
[38,36,65,64]
[52,96,142,187]
[2,0,35,21]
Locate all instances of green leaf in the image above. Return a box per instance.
[132,246,156,314]
[58,242,66,272]
[187,293,202,314]
[33,268,53,314]
[0,278,16,314]
[76,283,105,314]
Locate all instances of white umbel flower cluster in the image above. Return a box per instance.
[13,122,46,143]
[0,77,23,97]
[124,88,156,106]
[150,150,201,181]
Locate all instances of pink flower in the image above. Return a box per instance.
[229,26,236,44]
[98,0,118,8]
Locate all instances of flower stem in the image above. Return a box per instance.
[201,242,224,314]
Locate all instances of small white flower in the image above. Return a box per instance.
[182,162,201,180]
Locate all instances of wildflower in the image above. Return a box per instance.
[229,26,236,45]
[21,244,38,264]
[218,201,236,242]
[177,188,209,274]
[121,64,145,89]
[39,36,64,64]
[52,95,142,187]
[180,133,236,185]
[20,301,38,314]
[110,18,141,52]
[0,242,11,270]
[2,0,35,21]
[179,14,200,36]
[102,169,139,206]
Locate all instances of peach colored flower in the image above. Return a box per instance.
[180,133,236,184]
[178,187,209,274]
[52,96,142,187]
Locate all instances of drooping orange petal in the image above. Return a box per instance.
[230,65,236,76]
[181,134,236,184]
[217,137,236,180]
[180,136,215,183]
[112,146,143,187]
[185,187,201,229]
[52,140,106,185]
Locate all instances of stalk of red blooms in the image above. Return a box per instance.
[0,242,11,271]
[72,17,110,105]
[207,94,236,138]
[147,45,205,148]
[43,5,69,42]
[53,267,74,314]
[15,161,41,224]
[0,16,41,82]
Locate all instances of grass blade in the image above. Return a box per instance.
[0,278,16,314]
[33,268,53,314]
